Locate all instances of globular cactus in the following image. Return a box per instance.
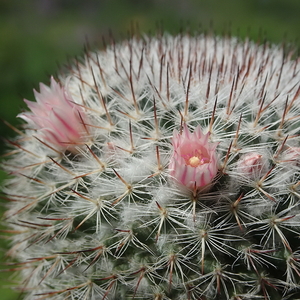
[2,33,300,300]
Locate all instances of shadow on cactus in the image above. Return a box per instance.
[1,32,300,300]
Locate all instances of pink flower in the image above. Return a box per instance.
[236,152,269,180]
[169,124,218,190]
[19,77,88,151]
[281,147,300,165]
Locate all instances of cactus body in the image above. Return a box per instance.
[2,34,300,299]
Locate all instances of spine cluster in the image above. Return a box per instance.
[2,34,300,300]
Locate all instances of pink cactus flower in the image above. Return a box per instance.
[281,147,300,165]
[237,152,269,180]
[19,77,88,151]
[169,124,218,190]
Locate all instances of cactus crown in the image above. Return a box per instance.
[2,34,300,300]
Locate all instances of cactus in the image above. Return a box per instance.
[2,33,300,300]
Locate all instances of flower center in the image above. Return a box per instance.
[182,148,210,168]
[187,156,203,168]
[187,155,206,167]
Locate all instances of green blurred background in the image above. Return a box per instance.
[1,0,300,298]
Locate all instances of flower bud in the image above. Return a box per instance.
[19,77,88,151]
[236,152,269,180]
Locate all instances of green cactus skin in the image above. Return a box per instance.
[2,34,300,300]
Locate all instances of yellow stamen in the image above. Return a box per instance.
[188,156,202,167]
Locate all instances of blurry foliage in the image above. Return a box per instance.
[0,0,300,299]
